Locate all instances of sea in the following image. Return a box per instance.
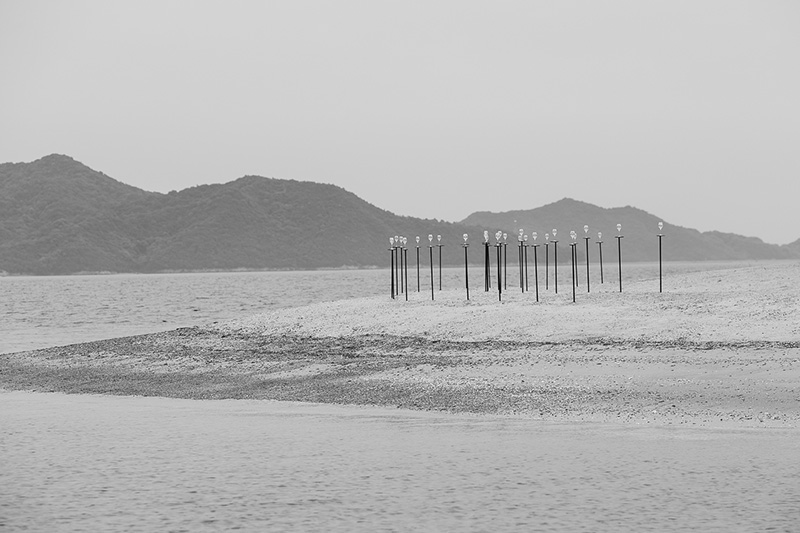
[0,269,400,355]
[2,265,799,531]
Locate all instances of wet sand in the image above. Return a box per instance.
[2,262,798,428]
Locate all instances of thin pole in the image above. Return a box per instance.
[519,242,524,292]
[570,243,576,303]
[658,234,663,293]
[464,244,470,301]
[404,248,408,301]
[616,235,623,293]
[395,247,400,295]
[503,243,507,291]
[390,248,395,299]
[584,237,590,293]
[430,246,435,300]
[399,246,404,294]
[416,247,420,292]
[598,241,604,284]
[533,244,539,302]
[524,244,529,292]
[438,244,443,291]
[553,241,559,294]
[497,244,502,301]
[484,242,490,291]
[545,243,549,290]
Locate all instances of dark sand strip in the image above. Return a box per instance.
[3,327,798,428]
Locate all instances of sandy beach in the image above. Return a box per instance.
[2,261,798,428]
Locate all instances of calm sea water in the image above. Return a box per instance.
[0,269,389,354]
[4,262,792,531]
[2,392,799,532]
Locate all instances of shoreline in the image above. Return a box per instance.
[2,262,799,429]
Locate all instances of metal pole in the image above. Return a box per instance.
[395,246,400,295]
[584,237,590,293]
[570,243,576,303]
[438,244,443,291]
[519,242,524,292]
[390,248,395,299]
[487,241,491,290]
[399,245,404,294]
[464,244,470,301]
[659,234,663,293]
[404,248,408,301]
[483,241,489,292]
[484,242,490,291]
[598,241,604,284]
[545,243,549,290]
[616,235,623,293]
[524,244,529,292]
[430,246,435,300]
[497,244,502,301]
[416,246,420,292]
[503,243,507,291]
[553,241,559,294]
[533,244,539,302]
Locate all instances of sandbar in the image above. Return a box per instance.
[2,262,798,428]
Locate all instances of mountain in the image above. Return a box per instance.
[0,155,158,274]
[0,155,476,274]
[110,175,476,272]
[461,198,799,262]
[1,155,798,275]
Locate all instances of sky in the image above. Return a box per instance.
[1,1,799,244]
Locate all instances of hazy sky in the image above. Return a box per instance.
[2,1,799,244]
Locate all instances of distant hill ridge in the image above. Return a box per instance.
[0,155,472,274]
[462,198,799,263]
[0,154,798,275]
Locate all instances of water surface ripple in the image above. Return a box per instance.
[1,392,798,532]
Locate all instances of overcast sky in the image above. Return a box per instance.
[2,1,798,244]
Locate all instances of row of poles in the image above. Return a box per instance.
[390,222,665,302]
[389,235,444,301]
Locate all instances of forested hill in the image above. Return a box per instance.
[0,155,474,274]
[0,155,797,275]
[461,198,799,263]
